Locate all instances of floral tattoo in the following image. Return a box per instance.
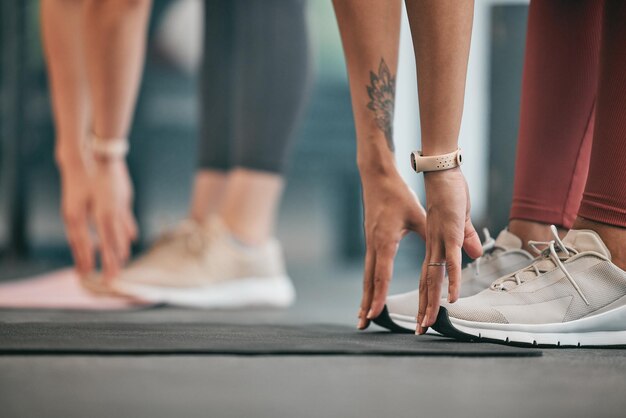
[366,58,396,151]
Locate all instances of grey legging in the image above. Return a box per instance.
[198,0,311,174]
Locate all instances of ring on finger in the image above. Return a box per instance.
[427,261,446,267]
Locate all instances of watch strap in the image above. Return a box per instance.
[89,133,129,159]
[410,148,462,173]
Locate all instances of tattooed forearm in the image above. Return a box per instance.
[366,58,396,151]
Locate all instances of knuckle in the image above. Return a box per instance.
[446,238,463,248]
[465,227,479,240]
[371,226,393,245]
[373,275,387,286]
[427,275,440,289]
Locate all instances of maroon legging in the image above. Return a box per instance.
[510,0,626,229]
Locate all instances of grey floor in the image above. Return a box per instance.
[1,264,626,418]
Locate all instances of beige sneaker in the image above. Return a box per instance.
[434,226,626,347]
[112,218,295,308]
[374,228,535,333]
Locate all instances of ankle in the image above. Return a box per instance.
[189,208,207,224]
[572,217,626,270]
[509,219,568,252]
[217,169,283,246]
[188,171,228,223]
[221,216,273,246]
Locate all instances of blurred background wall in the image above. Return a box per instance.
[0,0,528,276]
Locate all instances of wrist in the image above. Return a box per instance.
[55,147,85,171]
[423,166,462,188]
[89,133,129,160]
[420,142,459,157]
[358,158,399,181]
[357,150,397,179]
[93,151,126,162]
[93,155,126,170]
[411,148,462,174]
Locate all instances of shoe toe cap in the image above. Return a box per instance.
[443,297,509,324]
[386,289,420,317]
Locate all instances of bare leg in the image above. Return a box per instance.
[188,171,228,223]
[218,169,284,245]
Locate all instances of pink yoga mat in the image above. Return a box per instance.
[0,268,153,310]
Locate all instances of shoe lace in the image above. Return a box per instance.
[491,225,590,305]
[468,228,501,277]
[151,220,212,257]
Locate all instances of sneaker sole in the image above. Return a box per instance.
[373,305,441,335]
[113,276,295,309]
[433,306,626,347]
[372,306,414,333]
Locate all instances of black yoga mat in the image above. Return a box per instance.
[0,322,541,357]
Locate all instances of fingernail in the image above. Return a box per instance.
[421,318,428,328]
[366,309,374,319]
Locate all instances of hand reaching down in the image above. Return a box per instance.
[358,171,426,330]
[417,168,482,335]
[91,158,138,282]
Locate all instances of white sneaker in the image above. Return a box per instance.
[112,218,295,309]
[373,229,534,333]
[434,226,626,347]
